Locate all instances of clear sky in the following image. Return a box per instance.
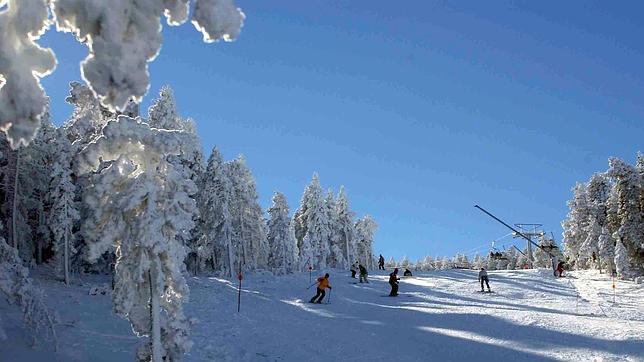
[40,1,643,261]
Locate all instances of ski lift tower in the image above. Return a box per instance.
[512,223,545,269]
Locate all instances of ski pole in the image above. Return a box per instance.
[306,282,317,290]
[327,288,332,304]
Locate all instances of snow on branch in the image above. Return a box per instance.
[0,0,243,148]
[51,0,245,112]
[0,0,56,149]
[192,0,245,43]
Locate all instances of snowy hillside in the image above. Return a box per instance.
[1,268,643,361]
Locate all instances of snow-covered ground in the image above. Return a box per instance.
[2,268,643,361]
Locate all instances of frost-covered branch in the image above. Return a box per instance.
[0,0,244,148]
[0,0,56,149]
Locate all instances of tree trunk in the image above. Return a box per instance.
[148,266,162,362]
[37,203,45,264]
[11,148,20,249]
[227,232,235,279]
[64,204,70,285]
[344,229,350,269]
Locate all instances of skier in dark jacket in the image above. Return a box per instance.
[478,268,491,292]
[378,254,385,270]
[389,268,400,296]
[359,264,369,283]
[403,268,412,277]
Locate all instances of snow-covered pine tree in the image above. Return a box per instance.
[48,135,80,285]
[486,255,497,271]
[325,190,344,268]
[195,147,235,276]
[614,240,631,279]
[400,256,410,268]
[472,254,483,269]
[62,82,117,274]
[504,249,518,270]
[421,256,435,270]
[77,116,195,361]
[562,182,590,268]
[440,257,451,270]
[386,257,396,268]
[607,157,644,278]
[63,82,112,148]
[147,86,204,272]
[228,156,268,271]
[266,192,298,274]
[294,174,330,270]
[4,111,56,263]
[581,173,612,271]
[335,186,356,269]
[355,215,377,269]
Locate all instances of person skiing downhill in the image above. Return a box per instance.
[378,254,385,270]
[350,261,359,278]
[310,273,332,303]
[389,268,400,296]
[403,268,412,277]
[478,268,491,292]
[359,264,369,283]
[556,261,565,277]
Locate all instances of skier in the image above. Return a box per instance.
[556,261,565,277]
[389,268,400,296]
[478,268,491,292]
[359,264,369,283]
[310,273,332,304]
[378,254,385,270]
[350,261,359,278]
[403,268,412,277]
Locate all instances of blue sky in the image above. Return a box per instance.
[40,1,643,261]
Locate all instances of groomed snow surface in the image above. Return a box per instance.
[1,268,643,361]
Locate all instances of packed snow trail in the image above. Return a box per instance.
[1,269,642,361]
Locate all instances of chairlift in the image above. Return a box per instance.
[539,244,559,252]
[489,240,508,260]
[488,250,508,261]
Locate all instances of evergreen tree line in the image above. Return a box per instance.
[0,83,378,281]
[561,154,644,279]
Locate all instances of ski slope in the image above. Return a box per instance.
[1,268,643,361]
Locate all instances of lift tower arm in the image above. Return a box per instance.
[474,205,555,258]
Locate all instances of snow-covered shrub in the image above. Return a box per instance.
[0,234,57,347]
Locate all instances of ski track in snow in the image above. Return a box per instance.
[1,268,643,361]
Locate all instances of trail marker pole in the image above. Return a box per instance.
[309,265,313,284]
[612,276,616,304]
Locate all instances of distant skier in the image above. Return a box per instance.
[350,261,359,278]
[378,254,385,270]
[403,268,412,277]
[556,261,565,278]
[310,273,332,304]
[389,268,400,296]
[478,268,491,292]
[359,264,369,283]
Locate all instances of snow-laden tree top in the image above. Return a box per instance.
[0,0,244,149]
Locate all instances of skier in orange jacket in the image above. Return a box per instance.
[310,273,332,303]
